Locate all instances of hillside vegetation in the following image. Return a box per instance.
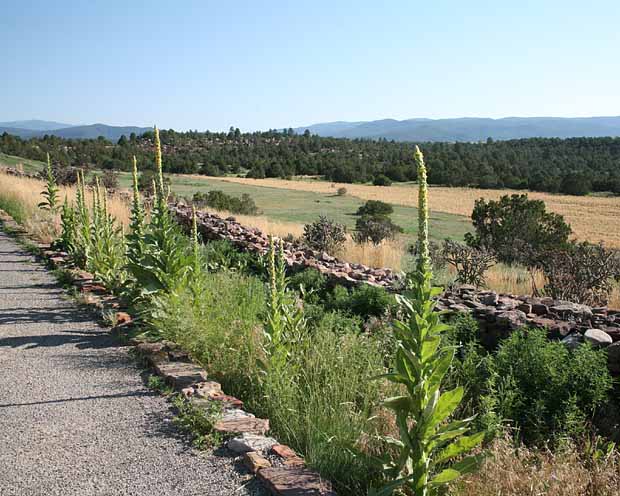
[1,136,619,495]
[2,129,620,195]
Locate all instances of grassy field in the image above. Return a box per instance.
[0,152,46,174]
[169,174,472,243]
[210,176,620,248]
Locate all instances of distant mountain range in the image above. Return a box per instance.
[4,116,620,143]
[0,120,151,141]
[294,116,620,142]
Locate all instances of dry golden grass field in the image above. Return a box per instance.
[209,176,620,248]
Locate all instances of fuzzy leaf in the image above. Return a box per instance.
[430,468,461,486]
[424,387,464,434]
[434,432,484,464]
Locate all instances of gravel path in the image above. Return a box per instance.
[0,230,263,496]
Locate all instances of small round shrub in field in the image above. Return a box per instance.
[372,174,392,186]
[302,216,347,254]
[336,187,347,196]
[353,215,402,245]
[355,200,394,217]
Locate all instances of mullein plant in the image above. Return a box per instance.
[38,153,59,213]
[126,127,192,304]
[71,170,92,268]
[58,196,77,253]
[87,178,126,291]
[372,146,483,496]
[126,156,146,265]
[260,236,305,381]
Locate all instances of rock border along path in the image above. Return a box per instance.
[0,228,265,496]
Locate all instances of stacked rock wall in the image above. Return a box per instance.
[170,202,399,289]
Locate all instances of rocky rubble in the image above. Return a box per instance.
[436,285,620,373]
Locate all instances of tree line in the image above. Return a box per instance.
[2,128,620,195]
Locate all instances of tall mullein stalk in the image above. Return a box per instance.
[154,126,165,199]
[73,170,91,268]
[153,126,169,216]
[191,205,200,273]
[129,155,144,236]
[372,147,483,496]
[38,152,59,212]
[415,145,431,274]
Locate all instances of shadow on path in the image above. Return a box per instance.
[0,390,153,408]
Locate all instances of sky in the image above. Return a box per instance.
[2,0,620,131]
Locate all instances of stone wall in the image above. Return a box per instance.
[170,202,400,289]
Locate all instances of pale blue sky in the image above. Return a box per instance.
[2,1,619,131]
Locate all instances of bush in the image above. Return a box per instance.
[492,329,612,445]
[336,187,347,196]
[444,323,614,446]
[202,239,262,274]
[192,190,258,215]
[90,170,119,190]
[465,194,572,266]
[353,215,402,245]
[442,239,496,287]
[138,169,171,194]
[52,164,79,185]
[540,241,620,305]
[561,172,592,196]
[302,216,347,254]
[326,283,395,318]
[355,200,393,217]
[289,268,327,303]
[372,174,392,186]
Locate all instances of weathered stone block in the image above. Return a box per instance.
[155,361,207,389]
[584,328,613,347]
[227,433,277,454]
[214,417,269,435]
[258,467,336,496]
[243,451,272,473]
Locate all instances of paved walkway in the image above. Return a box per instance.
[0,230,262,496]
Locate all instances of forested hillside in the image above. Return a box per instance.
[2,128,620,195]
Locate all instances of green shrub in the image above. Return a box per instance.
[353,215,402,245]
[192,190,258,215]
[443,319,614,446]
[465,194,572,266]
[302,216,347,254]
[289,268,328,303]
[487,328,611,445]
[202,239,261,274]
[356,200,394,217]
[372,174,393,186]
[325,284,395,318]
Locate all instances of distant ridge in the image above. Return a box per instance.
[294,116,620,142]
[0,120,74,131]
[0,123,151,141]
